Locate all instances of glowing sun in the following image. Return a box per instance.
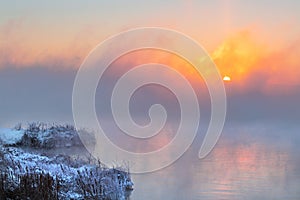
[223,75,231,82]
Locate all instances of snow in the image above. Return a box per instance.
[0,128,24,145]
[1,147,133,199]
[0,123,134,199]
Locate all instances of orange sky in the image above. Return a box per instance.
[101,30,300,95]
[1,28,300,94]
[1,1,300,94]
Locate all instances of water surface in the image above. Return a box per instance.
[130,122,300,200]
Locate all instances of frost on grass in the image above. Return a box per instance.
[0,123,133,200]
[0,122,95,149]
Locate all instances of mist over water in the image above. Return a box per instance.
[130,121,300,200]
[1,1,300,199]
[1,67,299,199]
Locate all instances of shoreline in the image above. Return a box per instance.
[0,123,133,200]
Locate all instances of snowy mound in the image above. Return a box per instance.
[0,128,24,145]
[0,122,95,149]
[0,147,133,199]
[0,123,133,200]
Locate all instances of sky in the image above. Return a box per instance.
[0,0,300,127]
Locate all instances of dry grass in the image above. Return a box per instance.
[0,169,60,200]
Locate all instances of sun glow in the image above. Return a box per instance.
[212,31,264,84]
[223,75,231,81]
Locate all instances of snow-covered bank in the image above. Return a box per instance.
[0,128,24,146]
[0,122,95,149]
[0,123,133,199]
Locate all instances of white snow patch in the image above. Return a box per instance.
[0,128,24,145]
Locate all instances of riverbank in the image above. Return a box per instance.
[0,123,133,199]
